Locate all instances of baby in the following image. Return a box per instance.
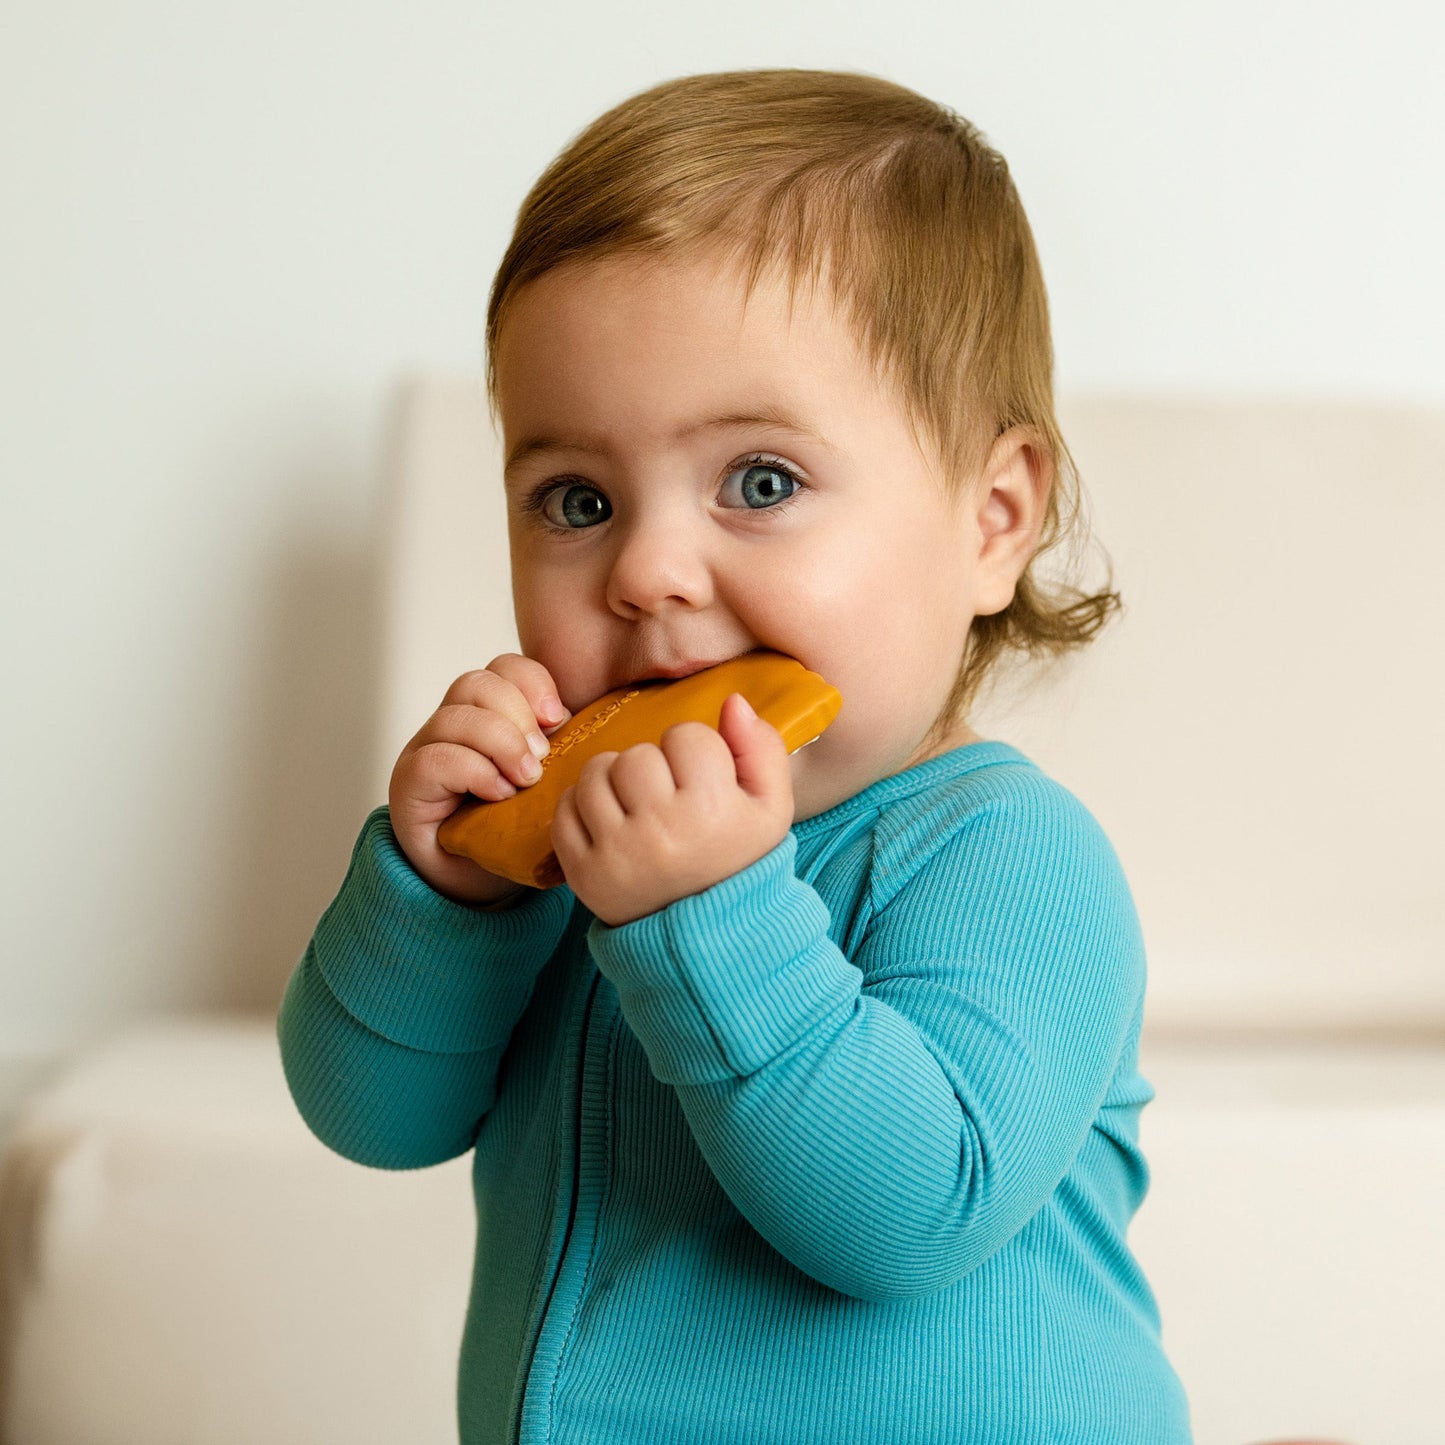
[279,67,1193,1443]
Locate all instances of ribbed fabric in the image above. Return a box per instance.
[277,739,1193,1443]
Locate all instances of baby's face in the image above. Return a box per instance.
[494,249,992,822]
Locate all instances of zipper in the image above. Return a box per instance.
[508,963,602,1445]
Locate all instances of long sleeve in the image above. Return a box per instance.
[584,781,1145,1302]
[277,805,574,1170]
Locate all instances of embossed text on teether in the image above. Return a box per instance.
[546,690,643,764]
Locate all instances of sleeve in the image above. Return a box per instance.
[276,805,574,1171]
[584,784,1146,1302]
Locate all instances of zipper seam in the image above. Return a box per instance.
[545,985,619,1435]
[509,965,601,1445]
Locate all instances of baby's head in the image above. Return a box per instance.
[485,68,1119,820]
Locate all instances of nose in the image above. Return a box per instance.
[605,510,716,618]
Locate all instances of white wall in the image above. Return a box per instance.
[3,1,1442,1064]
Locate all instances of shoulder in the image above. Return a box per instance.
[868,748,1136,928]
[859,748,1147,1018]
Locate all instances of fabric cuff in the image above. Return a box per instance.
[585,832,858,1084]
[312,806,574,1054]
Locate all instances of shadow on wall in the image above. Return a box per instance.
[208,392,407,1018]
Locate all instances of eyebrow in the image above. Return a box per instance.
[503,405,832,479]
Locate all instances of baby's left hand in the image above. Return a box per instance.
[550,692,795,927]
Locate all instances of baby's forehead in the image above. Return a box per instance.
[497,246,955,466]
[522,254,877,398]
[544,242,843,321]
[505,251,787,354]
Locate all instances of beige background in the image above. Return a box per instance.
[3,3,1443,1069]
[5,10,1445,1444]
[376,380,1445,1032]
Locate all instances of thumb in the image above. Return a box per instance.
[719,691,790,801]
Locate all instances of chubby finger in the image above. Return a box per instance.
[605,742,678,814]
[569,750,628,832]
[418,704,545,795]
[550,783,592,856]
[482,651,573,730]
[717,692,791,802]
[439,657,569,741]
[657,720,734,795]
[431,670,541,760]
[404,734,522,805]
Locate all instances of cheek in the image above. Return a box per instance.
[510,588,551,656]
[512,557,578,630]
[772,524,877,608]
[513,593,582,673]
[779,540,891,640]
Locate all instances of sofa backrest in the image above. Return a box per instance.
[374,375,1445,1034]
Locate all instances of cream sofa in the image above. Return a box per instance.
[2,380,1442,1445]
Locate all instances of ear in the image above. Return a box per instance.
[969,426,1051,617]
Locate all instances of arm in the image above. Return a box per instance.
[277,806,573,1171]
[585,784,1145,1301]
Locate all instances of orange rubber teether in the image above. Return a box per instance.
[436,648,842,890]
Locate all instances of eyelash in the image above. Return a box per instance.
[518,452,806,527]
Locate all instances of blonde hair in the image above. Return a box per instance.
[485,67,1121,734]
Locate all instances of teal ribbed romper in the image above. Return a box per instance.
[278,739,1193,1442]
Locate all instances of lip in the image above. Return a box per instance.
[631,659,727,683]
[638,661,722,679]
[620,650,759,689]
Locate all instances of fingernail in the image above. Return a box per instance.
[526,731,550,760]
[735,692,756,719]
[519,753,543,783]
[539,697,568,726]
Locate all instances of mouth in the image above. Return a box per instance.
[621,648,762,689]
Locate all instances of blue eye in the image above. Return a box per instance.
[528,482,609,530]
[721,455,804,512]
[519,453,805,531]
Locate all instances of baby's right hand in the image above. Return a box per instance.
[387,654,572,909]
